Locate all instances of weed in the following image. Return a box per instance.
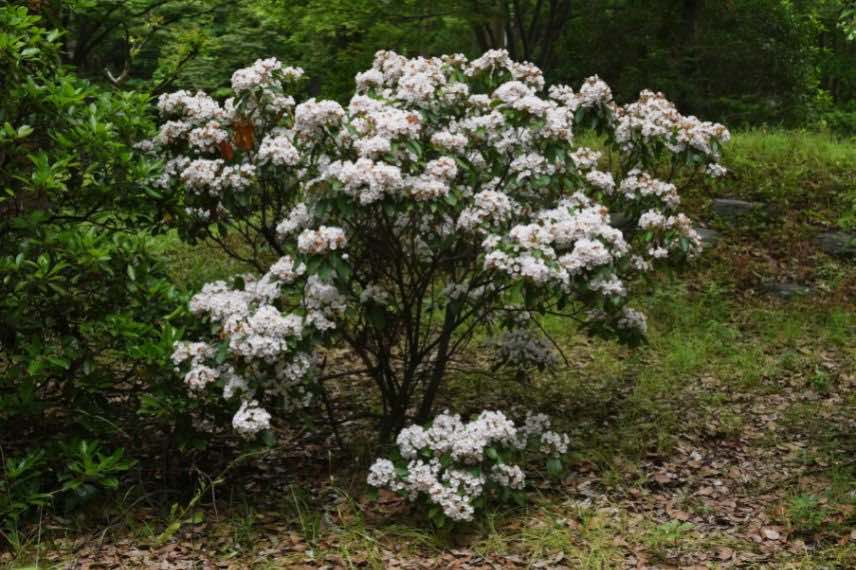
[787,494,827,534]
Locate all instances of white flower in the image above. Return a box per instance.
[294,98,345,137]
[638,210,667,230]
[356,68,385,91]
[424,157,458,181]
[187,121,228,151]
[572,75,613,110]
[490,464,526,489]
[618,169,680,208]
[232,400,272,437]
[585,170,616,193]
[570,147,601,171]
[397,425,430,459]
[540,430,569,455]
[457,190,514,231]
[222,367,250,400]
[322,158,403,204]
[493,80,534,104]
[370,409,569,521]
[706,163,727,178]
[367,458,397,487]
[157,90,223,123]
[184,365,219,391]
[431,130,468,151]
[277,203,311,237]
[227,304,303,361]
[258,135,300,166]
[267,256,305,283]
[231,58,299,93]
[303,275,346,331]
[590,274,626,297]
[466,49,513,76]
[171,341,215,368]
[297,226,347,255]
[617,307,648,334]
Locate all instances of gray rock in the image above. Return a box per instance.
[815,231,856,258]
[712,198,765,222]
[763,282,811,299]
[695,227,721,247]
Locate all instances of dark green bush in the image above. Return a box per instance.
[0,5,192,537]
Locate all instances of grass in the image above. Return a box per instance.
[149,229,255,289]
[3,129,856,568]
[721,129,856,204]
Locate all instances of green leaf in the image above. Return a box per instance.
[366,486,380,501]
[16,124,33,138]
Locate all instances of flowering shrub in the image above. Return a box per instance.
[153,49,729,440]
[367,410,568,524]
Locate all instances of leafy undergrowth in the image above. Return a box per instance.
[4,132,855,569]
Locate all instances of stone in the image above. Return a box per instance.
[712,198,765,222]
[763,282,811,299]
[695,227,721,247]
[815,231,856,258]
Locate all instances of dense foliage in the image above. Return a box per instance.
[0,6,188,533]
[34,0,856,133]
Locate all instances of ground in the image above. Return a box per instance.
[3,131,855,569]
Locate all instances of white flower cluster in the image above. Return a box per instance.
[617,168,681,209]
[294,98,345,137]
[257,134,300,166]
[149,58,310,220]
[320,158,404,204]
[457,190,516,232]
[157,90,225,124]
[368,410,568,521]
[231,57,303,94]
[484,195,628,292]
[232,399,272,436]
[297,226,348,255]
[170,256,323,438]
[570,147,602,170]
[547,76,613,113]
[180,159,256,195]
[614,89,731,159]
[302,274,346,331]
[616,307,648,335]
[276,202,311,236]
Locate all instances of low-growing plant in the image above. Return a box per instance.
[787,494,828,534]
[644,519,695,555]
[0,441,135,533]
[367,410,569,524]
